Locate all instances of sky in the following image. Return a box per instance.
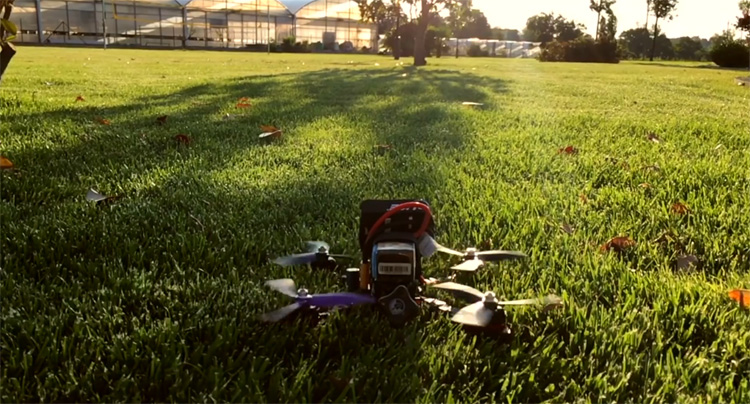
[472,0,744,39]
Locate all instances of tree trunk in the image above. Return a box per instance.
[394,12,401,60]
[0,3,15,85]
[413,0,429,66]
[649,16,659,61]
[595,10,601,41]
[0,43,16,85]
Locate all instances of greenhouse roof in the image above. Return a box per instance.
[120,0,318,14]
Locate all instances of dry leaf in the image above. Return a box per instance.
[579,193,589,204]
[156,115,168,125]
[728,289,750,308]
[401,73,408,77]
[601,236,636,253]
[558,146,578,155]
[714,144,723,150]
[259,125,282,139]
[222,113,237,121]
[86,189,122,205]
[75,95,85,102]
[642,164,661,172]
[639,182,651,189]
[671,202,690,215]
[236,102,252,109]
[560,223,574,234]
[462,102,484,107]
[174,134,193,145]
[373,144,393,154]
[96,117,111,125]
[676,255,698,270]
[238,97,249,102]
[0,156,14,170]
[647,133,661,143]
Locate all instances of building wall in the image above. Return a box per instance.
[10,0,376,50]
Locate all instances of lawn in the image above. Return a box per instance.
[1,47,749,403]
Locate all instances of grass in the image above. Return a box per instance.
[1,47,749,403]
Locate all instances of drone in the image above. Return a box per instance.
[260,199,563,339]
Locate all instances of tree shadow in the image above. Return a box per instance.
[631,61,750,72]
[2,66,511,402]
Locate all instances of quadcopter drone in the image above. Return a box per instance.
[260,199,562,338]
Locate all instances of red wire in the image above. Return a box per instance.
[365,201,433,245]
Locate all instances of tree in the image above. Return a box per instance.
[357,0,458,66]
[491,28,520,41]
[598,6,618,43]
[645,0,652,27]
[673,36,703,60]
[590,0,615,41]
[0,0,17,84]
[618,27,673,59]
[737,0,750,33]
[523,13,586,45]
[453,8,492,38]
[649,0,678,61]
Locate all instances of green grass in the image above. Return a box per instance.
[2,47,750,403]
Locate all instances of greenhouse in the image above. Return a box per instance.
[11,0,378,51]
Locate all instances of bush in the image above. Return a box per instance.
[467,44,489,57]
[710,40,749,68]
[539,37,619,63]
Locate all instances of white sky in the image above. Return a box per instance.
[472,0,743,39]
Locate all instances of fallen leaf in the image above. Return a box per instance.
[601,236,636,253]
[714,144,723,150]
[676,254,698,270]
[579,193,589,204]
[156,115,168,125]
[401,73,408,77]
[560,223,574,234]
[174,134,193,145]
[642,164,661,172]
[75,95,85,102]
[328,375,352,390]
[236,102,252,109]
[222,113,237,121]
[373,144,393,154]
[96,117,111,125]
[0,156,14,170]
[374,62,380,66]
[728,289,750,308]
[671,202,690,215]
[86,188,122,205]
[462,102,484,107]
[238,97,250,102]
[259,125,282,139]
[558,146,578,155]
[647,133,661,143]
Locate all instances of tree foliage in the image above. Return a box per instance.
[618,27,674,59]
[491,28,521,41]
[673,36,704,60]
[737,0,750,32]
[523,13,586,45]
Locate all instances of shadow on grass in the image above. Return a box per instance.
[631,61,750,72]
[2,67,513,402]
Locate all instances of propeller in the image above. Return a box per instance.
[430,282,563,327]
[418,236,526,272]
[272,241,356,267]
[260,278,376,322]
